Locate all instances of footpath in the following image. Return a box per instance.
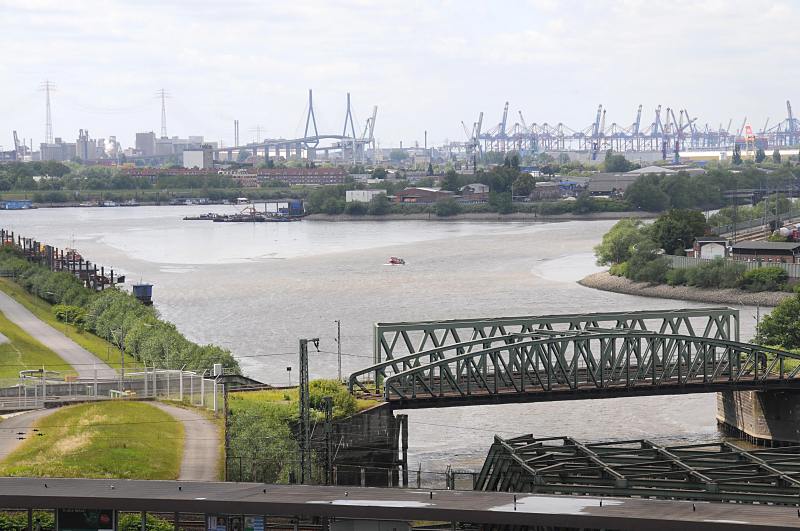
[0,291,116,379]
[153,403,220,481]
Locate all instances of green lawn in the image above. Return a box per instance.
[0,310,72,379]
[0,279,139,372]
[230,385,377,418]
[0,401,183,479]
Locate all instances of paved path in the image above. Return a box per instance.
[153,403,220,481]
[0,291,116,379]
[0,409,58,461]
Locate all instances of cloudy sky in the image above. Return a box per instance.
[1,0,798,150]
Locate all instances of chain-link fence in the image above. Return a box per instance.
[0,369,223,413]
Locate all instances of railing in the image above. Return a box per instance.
[666,254,800,278]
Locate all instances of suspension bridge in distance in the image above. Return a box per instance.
[348,308,800,409]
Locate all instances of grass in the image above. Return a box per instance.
[0,310,73,379]
[230,385,377,419]
[0,278,139,372]
[0,401,183,479]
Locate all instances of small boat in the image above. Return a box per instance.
[387,256,406,265]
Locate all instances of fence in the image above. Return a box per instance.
[0,369,223,413]
[714,208,800,237]
[666,254,800,278]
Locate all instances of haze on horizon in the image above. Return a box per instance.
[1,0,798,151]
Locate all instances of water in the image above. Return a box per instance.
[1,206,765,472]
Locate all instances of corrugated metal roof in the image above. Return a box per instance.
[732,241,800,251]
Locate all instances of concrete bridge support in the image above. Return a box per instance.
[717,390,800,444]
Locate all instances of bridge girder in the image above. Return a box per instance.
[372,330,800,408]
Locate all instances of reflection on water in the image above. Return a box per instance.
[2,206,766,471]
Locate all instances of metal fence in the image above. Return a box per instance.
[715,208,800,237]
[666,254,800,278]
[0,369,223,413]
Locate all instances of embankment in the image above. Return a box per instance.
[306,211,657,222]
[579,271,793,307]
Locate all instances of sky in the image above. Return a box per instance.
[1,0,799,151]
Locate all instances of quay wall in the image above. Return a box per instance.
[717,390,800,444]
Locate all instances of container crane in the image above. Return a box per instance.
[787,100,797,145]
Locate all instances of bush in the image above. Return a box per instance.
[630,257,670,284]
[309,379,357,418]
[625,241,669,284]
[683,258,745,289]
[344,201,367,215]
[739,267,789,292]
[609,262,629,277]
[434,198,462,217]
[52,304,87,327]
[665,267,688,286]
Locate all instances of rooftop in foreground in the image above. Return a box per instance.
[1,478,800,530]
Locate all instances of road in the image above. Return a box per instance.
[153,402,220,481]
[0,408,58,461]
[0,291,116,379]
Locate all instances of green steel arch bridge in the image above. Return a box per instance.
[348,308,800,409]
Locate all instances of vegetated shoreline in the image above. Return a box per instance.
[579,270,793,307]
[305,211,658,222]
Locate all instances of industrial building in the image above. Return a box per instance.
[731,241,800,263]
[182,145,214,169]
[393,187,454,204]
[346,189,387,203]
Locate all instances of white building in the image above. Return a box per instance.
[346,189,387,203]
[182,145,214,169]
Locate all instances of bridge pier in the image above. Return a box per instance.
[717,390,800,445]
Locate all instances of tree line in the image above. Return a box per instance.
[0,247,238,372]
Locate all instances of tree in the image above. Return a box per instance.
[441,169,461,192]
[573,192,595,214]
[624,178,670,211]
[367,193,391,215]
[773,149,782,164]
[603,151,634,172]
[757,293,800,349]
[755,148,766,163]
[371,167,387,179]
[625,240,670,284]
[732,144,743,165]
[427,162,434,176]
[594,218,647,265]
[237,150,252,162]
[389,149,408,163]
[512,173,537,196]
[648,209,709,255]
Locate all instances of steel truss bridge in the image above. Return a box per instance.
[477,435,800,505]
[348,308,800,408]
[449,100,800,160]
[212,89,377,163]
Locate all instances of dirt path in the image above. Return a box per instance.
[0,291,116,379]
[153,402,220,481]
[0,409,59,461]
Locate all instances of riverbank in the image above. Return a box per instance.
[306,211,657,222]
[579,271,793,307]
